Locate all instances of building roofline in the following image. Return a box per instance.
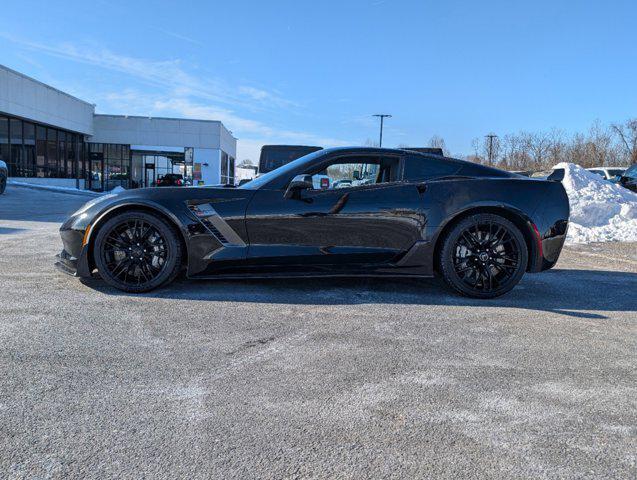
[0,64,96,108]
[94,114,237,140]
[94,113,222,124]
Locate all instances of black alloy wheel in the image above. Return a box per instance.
[93,211,182,292]
[439,213,528,298]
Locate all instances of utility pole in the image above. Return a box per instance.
[485,134,498,166]
[373,114,392,147]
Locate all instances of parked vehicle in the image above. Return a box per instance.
[333,179,353,189]
[258,145,323,174]
[530,167,565,182]
[56,147,570,298]
[587,167,626,182]
[156,173,184,187]
[618,164,637,192]
[312,174,331,190]
[0,159,6,195]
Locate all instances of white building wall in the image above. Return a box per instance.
[195,148,221,185]
[91,115,236,156]
[219,123,237,158]
[0,65,94,134]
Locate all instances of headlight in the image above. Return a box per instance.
[72,193,118,216]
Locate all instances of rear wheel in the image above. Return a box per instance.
[439,213,528,298]
[93,211,182,293]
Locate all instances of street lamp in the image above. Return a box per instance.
[373,114,392,147]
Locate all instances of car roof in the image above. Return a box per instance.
[319,146,414,156]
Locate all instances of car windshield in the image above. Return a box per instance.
[624,164,637,178]
[239,149,327,190]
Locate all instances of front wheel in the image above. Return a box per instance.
[439,213,528,298]
[93,211,183,293]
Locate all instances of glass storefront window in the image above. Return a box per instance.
[24,123,35,177]
[46,128,58,178]
[66,134,76,179]
[36,126,46,177]
[228,155,235,184]
[9,119,23,177]
[220,151,229,183]
[0,114,84,179]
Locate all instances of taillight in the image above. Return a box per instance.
[320,177,329,189]
[176,179,182,186]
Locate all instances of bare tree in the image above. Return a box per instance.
[237,159,256,168]
[474,118,635,172]
[428,134,450,156]
[470,138,486,164]
[611,119,637,165]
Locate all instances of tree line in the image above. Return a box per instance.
[461,118,637,171]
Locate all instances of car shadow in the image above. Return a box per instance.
[81,268,637,319]
[0,227,26,234]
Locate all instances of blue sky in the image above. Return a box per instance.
[1,0,636,161]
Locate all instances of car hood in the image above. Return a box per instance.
[63,186,257,231]
[100,185,253,203]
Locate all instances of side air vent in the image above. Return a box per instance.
[187,203,245,247]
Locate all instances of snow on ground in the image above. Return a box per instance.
[555,162,637,244]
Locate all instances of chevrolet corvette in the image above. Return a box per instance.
[56,147,569,298]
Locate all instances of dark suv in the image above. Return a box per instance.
[156,173,184,187]
[258,145,323,174]
[619,164,637,192]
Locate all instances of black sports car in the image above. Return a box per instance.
[56,147,570,298]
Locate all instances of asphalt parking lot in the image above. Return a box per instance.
[1,185,636,479]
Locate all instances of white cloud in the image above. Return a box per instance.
[1,33,354,162]
[0,32,292,110]
[101,92,352,161]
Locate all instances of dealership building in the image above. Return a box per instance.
[0,64,237,191]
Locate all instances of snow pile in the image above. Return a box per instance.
[556,162,637,244]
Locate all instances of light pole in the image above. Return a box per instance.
[373,114,392,147]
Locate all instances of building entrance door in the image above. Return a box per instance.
[145,163,155,187]
[88,152,104,191]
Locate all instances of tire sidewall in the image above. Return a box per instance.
[440,213,529,298]
[93,211,181,293]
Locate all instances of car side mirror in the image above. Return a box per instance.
[284,174,313,199]
[353,170,361,180]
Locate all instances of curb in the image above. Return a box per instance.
[7,181,101,197]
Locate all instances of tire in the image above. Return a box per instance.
[93,210,183,293]
[438,213,528,298]
[0,174,6,195]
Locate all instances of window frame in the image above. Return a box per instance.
[294,152,405,193]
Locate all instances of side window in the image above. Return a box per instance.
[403,154,460,181]
[310,155,400,190]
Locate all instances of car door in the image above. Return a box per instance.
[243,154,426,269]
